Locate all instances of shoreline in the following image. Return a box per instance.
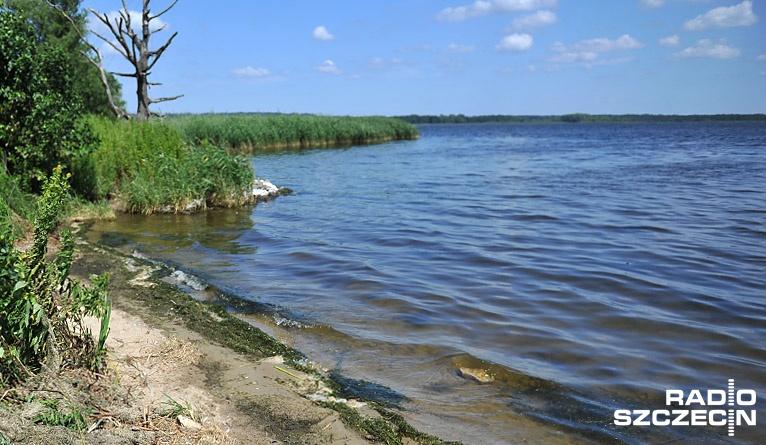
[53,227,458,444]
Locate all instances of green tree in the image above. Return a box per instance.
[3,0,126,117]
[0,9,97,195]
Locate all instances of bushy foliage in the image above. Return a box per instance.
[0,10,98,196]
[0,167,111,386]
[3,0,126,117]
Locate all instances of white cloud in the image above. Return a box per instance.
[496,33,534,52]
[549,51,598,64]
[232,66,271,78]
[445,43,476,53]
[315,60,341,74]
[672,39,741,59]
[659,35,680,46]
[509,10,557,30]
[757,54,766,61]
[683,0,757,31]
[313,26,335,41]
[639,0,665,8]
[571,34,644,52]
[437,0,558,22]
[548,34,644,66]
[368,57,407,70]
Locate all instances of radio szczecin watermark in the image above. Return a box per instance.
[614,379,757,437]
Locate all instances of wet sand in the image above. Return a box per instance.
[3,233,445,444]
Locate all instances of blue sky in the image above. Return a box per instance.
[81,0,766,116]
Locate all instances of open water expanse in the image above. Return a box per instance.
[88,123,766,444]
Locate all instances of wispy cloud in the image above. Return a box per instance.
[639,0,665,9]
[313,26,335,41]
[683,0,757,31]
[509,10,557,30]
[315,60,341,74]
[445,43,476,53]
[671,39,741,59]
[496,33,534,52]
[437,0,557,22]
[757,54,766,61]
[232,66,271,78]
[659,35,680,47]
[549,34,644,66]
[570,34,644,52]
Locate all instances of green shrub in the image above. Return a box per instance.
[0,11,97,196]
[0,166,111,386]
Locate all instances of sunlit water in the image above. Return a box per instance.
[87,123,766,444]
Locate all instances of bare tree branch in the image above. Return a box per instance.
[147,32,178,70]
[150,94,185,104]
[53,0,184,121]
[151,23,168,34]
[151,0,179,21]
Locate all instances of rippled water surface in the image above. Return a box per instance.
[88,123,766,444]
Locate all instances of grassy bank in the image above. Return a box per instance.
[86,116,255,214]
[168,113,419,152]
[3,113,416,216]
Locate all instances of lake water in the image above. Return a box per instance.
[87,123,766,444]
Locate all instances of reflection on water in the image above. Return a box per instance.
[88,123,766,444]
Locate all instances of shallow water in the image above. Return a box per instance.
[88,123,766,444]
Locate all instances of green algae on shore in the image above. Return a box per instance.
[70,237,461,445]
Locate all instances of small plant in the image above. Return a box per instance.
[33,398,87,431]
[0,166,112,386]
[160,393,195,420]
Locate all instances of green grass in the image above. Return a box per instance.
[82,113,417,214]
[0,173,36,238]
[167,113,419,153]
[87,116,254,214]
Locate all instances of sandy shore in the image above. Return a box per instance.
[0,231,453,444]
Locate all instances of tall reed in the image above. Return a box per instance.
[87,116,254,214]
[167,113,419,153]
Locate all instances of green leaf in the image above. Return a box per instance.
[12,280,27,293]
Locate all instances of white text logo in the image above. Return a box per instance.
[614,379,757,437]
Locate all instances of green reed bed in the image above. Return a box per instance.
[87,116,254,214]
[167,113,419,152]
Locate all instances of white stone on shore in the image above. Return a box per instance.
[253,179,280,198]
[169,270,207,291]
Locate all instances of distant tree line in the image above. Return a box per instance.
[396,113,766,124]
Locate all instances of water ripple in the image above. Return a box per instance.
[88,122,766,444]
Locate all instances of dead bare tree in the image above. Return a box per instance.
[48,0,183,120]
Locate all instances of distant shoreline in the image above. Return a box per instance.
[396,113,766,125]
